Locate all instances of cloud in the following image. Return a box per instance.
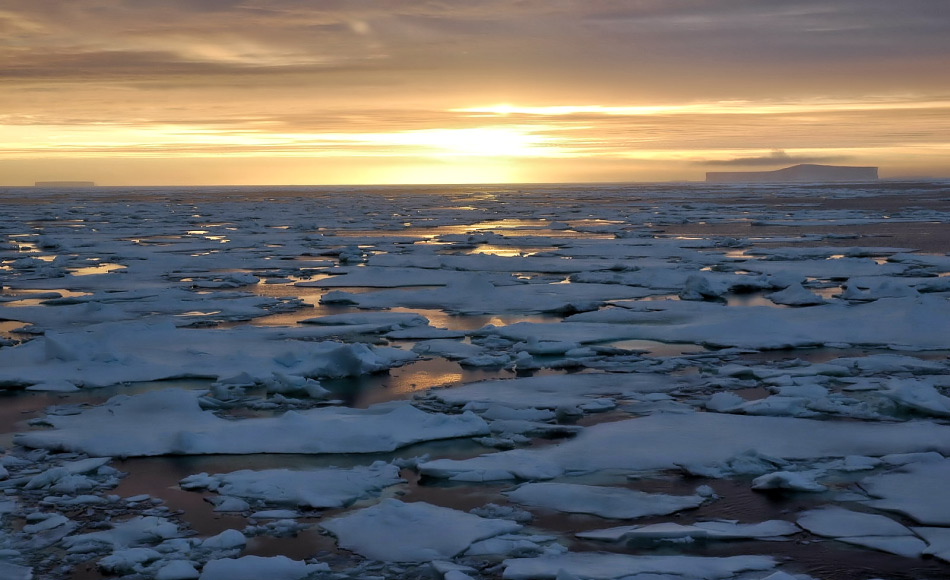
[3,0,949,96]
[701,150,850,166]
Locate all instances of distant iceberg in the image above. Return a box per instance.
[706,164,878,183]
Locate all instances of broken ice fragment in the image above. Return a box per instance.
[752,470,827,492]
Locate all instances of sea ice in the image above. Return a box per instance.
[5,183,950,578]
[0,562,33,580]
[741,257,907,279]
[913,527,950,562]
[751,470,827,492]
[320,499,521,562]
[464,533,566,557]
[862,458,950,525]
[419,411,950,481]
[295,266,518,288]
[413,339,493,361]
[0,322,416,390]
[797,506,911,538]
[427,373,684,412]
[796,506,926,557]
[577,519,799,542]
[504,482,706,519]
[198,555,327,580]
[17,389,489,456]
[156,560,200,580]
[501,552,776,579]
[881,378,950,417]
[839,278,919,301]
[179,462,402,508]
[298,311,429,329]
[199,530,246,552]
[97,547,162,575]
[62,516,181,553]
[320,279,657,315]
[830,353,947,374]
[768,283,825,306]
[538,296,950,349]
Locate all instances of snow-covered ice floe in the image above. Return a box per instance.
[179,461,403,509]
[515,296,950,350]
[320,499,522,562]
[577,519,800,543]
[0,322,416,391]
[503,482,708,519]
[797,506,927,557]
[16,388,488,456]
[501,552,777,579]
[419,411,950,481]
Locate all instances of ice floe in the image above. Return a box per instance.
[427,373,684,412]
[17,389,489,456]
[522,296,950,349]
[320,499,522,562]
[420,411,950,481]
[501,552,776,579]
[198,555,327,580]
[796,506,926,557]
[0,322,416,390]
[577,519,800,543]
[862,458,950,525]
[320,279,658,315]
[504,482,707,519]
[179,462,402,509]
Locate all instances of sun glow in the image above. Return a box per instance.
[3,94,948,184]
[455,97,950,118]
[356,127,557,158]
[0,124,563,160]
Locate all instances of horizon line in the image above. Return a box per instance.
[4,177,946,189]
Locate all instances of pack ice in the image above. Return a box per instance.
[3,182,950,579]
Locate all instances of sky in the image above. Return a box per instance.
[2,0,949,185]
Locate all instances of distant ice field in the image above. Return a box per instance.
[1,181,950,580]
